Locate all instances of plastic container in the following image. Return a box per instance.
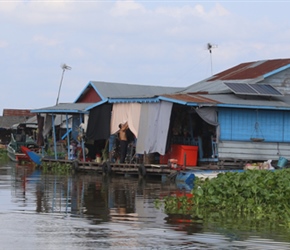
[277,156,288,168]
[171,144,198,166]
[175,171,195,186]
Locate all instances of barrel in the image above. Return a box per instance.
[277,156,288,168]
[175,171,195,186]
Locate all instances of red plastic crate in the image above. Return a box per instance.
[170,144,198,166]
[159,145,198,166]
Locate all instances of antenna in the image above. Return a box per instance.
[56,63,72,105]
[206,43,218,75]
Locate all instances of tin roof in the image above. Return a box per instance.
[160,93,219,104]
[0,116,29,129]
[198,94,290,109]
[210,59,290,81]
[182,58,290,94]
[75,81,183,102]
[31,103,95,114]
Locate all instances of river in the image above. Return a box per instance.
[1,160,290,250]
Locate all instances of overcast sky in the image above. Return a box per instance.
[1,0,290,115]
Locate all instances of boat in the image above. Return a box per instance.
[7,123,40,163]
[20,146,42,165]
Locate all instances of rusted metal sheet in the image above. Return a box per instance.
[210,59,290,81]
[162,93,220,104]
[3,109,34,117]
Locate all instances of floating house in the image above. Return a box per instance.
[31,58,290,167]
[162,58,290,165]
[31,81,182,163]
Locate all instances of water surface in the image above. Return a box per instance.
[1,161,290,249]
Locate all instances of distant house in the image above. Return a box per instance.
[0,109,35,144]
[31,81,182,159]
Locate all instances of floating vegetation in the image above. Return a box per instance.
[0,148,9,162]
[157,169,290,230]
[41,162,72,175]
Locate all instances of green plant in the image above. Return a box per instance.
[41,162,72,175]
[161,169,290,229]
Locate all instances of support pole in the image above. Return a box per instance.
[52,114,57,160]
[66,114,70,159]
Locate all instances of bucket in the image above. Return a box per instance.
[277,156,288,168]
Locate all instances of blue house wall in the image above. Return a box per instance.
[219,108,290,142]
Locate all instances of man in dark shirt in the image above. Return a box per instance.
[118,122,129,163]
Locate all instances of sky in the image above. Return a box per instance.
[1,0,290,115]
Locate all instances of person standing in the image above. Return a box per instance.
[119,122,129,163]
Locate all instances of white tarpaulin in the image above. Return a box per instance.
[136,101,173,155]
[110,103,141,137]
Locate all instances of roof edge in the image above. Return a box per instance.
[263,64,290,78]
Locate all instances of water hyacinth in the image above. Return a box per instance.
[161,169,290,229]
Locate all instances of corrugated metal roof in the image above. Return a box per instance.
[209,59,290,81]
[159,92,290,110]
[181,59,290,94]
[90,81,183,99]
[0,116,29,129]
[161,93,219,104]
[30,103,95,114]
[198,94,290,109]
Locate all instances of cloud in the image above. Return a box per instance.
[32,35,60,46]
[1,0,290,114]
[110,0,146,16]
[0,40,8,48]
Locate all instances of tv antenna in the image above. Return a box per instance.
[206,43,218,75]
[56,63,72,105]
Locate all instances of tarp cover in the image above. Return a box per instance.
[86,104,112,140]
[136,101,173,155]
[195,107,220,142]
[110,103,141,137]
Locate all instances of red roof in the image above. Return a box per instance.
[3,109,33,117]
[209,59,290,81]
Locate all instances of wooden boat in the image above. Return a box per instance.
[20,146,42,165]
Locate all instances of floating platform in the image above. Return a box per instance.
[41,158,178,178]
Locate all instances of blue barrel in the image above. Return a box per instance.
[277,156,288,168]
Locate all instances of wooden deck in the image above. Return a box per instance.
[41,157,245,180]
[42,158,178,178]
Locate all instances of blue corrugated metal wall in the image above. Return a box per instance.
[219,108,290,142]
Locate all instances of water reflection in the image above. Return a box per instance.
[1,161,290,249]
[10,163,178,223]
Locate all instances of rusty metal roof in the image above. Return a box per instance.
[181,58,290,95]
[3,109,34,117]
[209,59,290,81]
[161,93,219,104]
